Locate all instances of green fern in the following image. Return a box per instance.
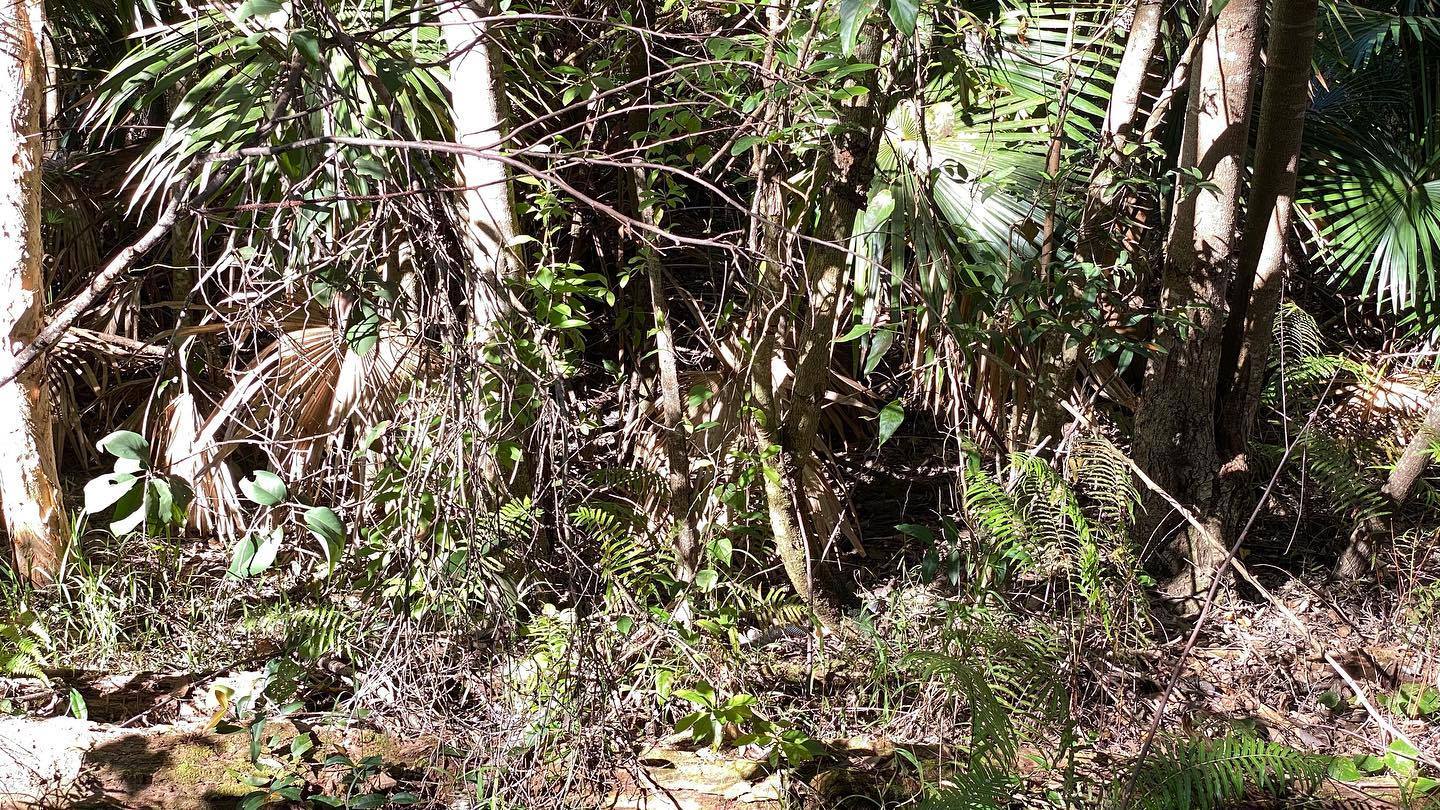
[1123,734,1328,810]
[918,764,1016,809]
[284,606,356,661]
[1296,429,1391,523]
[572,502,667,607]
[0,612,50,682]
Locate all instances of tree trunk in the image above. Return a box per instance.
[1132,0,1261,602]
[1215,0,1318,458]
[739,14,883,629]
[442,0,542,508]
[442,0,523,338]
[1334,393,1440,577]
[1031,0,1164,445]
[0,0,69,583]
[1384,396,1440,504]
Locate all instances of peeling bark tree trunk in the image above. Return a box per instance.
[442,0,541,507]
[1132,0,1261,602]
[0,0,68,582]
[1216,0,1318,457]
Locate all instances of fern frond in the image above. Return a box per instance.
[1124,734,1328,810]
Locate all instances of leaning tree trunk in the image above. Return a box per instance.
[1215,0,1318,459]
[0,0,68,583]
[1336,392,1440,577]
[1132,0,1261,603]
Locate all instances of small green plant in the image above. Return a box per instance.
[0,611,49,680]
[672,682,824,765]
[1378,683,1440,719]
[83,430,191,536]
[227,713,419,809]
[1330,739,1439,799]
[227,470,347,581]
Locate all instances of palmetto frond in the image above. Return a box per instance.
[1299,122,1440,316]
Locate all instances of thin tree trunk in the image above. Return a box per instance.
[1215,0,1318,458]
[623,5,699,580]
[0,0,68,582]
[1384,397,1440,505]
[442,0,523,338]
[1335,392,1440,578]
[1031,0,1163,445]
[1132,0,1262,603]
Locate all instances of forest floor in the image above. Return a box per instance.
[0,561,1434,809]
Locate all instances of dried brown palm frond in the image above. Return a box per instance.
[167,323,431,534]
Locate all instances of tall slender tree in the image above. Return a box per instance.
[442,0,523,341]
[0,0,68,582]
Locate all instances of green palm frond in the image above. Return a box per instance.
[86,3,451,232]
[1299,122,1440,317]
[1122,734,1328,810]
[988,1,1126,136]
[1319,0,1440,68]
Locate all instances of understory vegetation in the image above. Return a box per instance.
[0,0,1438,807]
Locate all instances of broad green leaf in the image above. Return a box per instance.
[96,430,149,462]
[839,0,878,56]
[835,323,872,342]
[877,399,905,446]
[345,305,382,356]
[228,529,282,579]
[694,569,719,591]
[109,485,147,536]
[887,0,918,36]
[68,689,87,721]
[239,470,287,506]
[84,472,139,515]
[304,506,346,574]
[291,29,322,65]
[236,0,283,20]
[147,479,174,527]
[1328,756,1362,782]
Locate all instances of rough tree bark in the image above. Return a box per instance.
[1132,0,1262,603]
[0,0,69,582]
